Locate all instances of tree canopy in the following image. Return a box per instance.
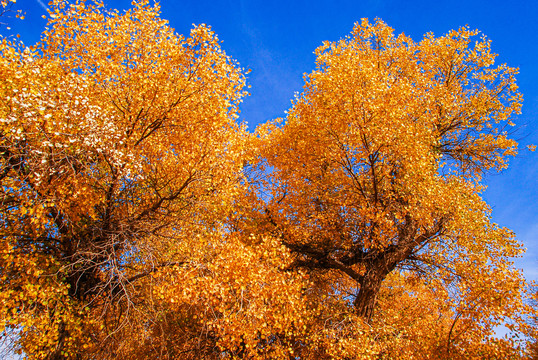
[0,1,535,359]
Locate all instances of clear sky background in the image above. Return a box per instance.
[1,0,537,283]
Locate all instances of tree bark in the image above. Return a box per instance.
[354,268,387,321]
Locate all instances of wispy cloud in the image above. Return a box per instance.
[36,0,48,12]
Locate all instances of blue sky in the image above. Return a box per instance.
[1,0,537,283]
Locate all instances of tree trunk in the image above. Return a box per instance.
[46,322,67,360]
[353,267,389,321]
[353,236,419,321]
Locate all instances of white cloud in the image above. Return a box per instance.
[36,0,48,12]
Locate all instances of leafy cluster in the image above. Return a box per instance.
[0,1,534,359]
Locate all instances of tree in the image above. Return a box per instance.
[253,18,527,338]
[0,1,248,358]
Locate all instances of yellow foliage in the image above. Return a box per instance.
[248,18,529,358]
[1,0,247,358]
[0,4,531,360]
